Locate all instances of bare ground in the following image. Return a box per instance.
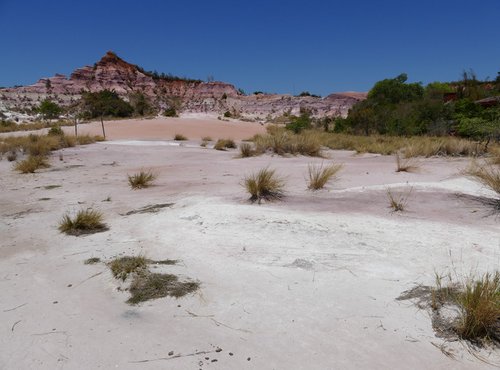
[1,118,499,369]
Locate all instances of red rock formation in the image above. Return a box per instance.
[0,51,365,120]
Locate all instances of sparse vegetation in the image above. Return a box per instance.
[395,152,420,172]
[467,163,500,196]
[400,271,500,345]
[253,127,322,157]
[243,167,285,203]
[239,142,257,157]
[387,187,412,212]
[174,133,187,141]
[6,151,17,161]
[109,256,148,281]
[14,155,49,173]
[127,273,199,304]
[128,169,157,189]
[307,162,342,190]
[201,136,212,142]
[84,257,101,265]
[214,138,236,151]
[58,208,108,236]
[48,125,64,136]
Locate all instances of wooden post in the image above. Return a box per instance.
[100,115,106,139]
[74,116,78,137]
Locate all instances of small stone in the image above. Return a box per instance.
[211,359,218,362]
[247,357,251,361]
[205,357,209,360]
[168,351,174,356]
[215,348,222,353]
[53,301,58,304]
[229,352,234,356]
[67,284,72,287]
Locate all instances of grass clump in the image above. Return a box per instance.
[201,136,212,142]
[84,257,101,265]
[14,155,50,173]
[387,187,412,212]
[214,138,236,150]
[455,272,500,341]
[253,127,322,157]
[174,133,187,141]
[127,273,199,304]
[109,256,148,281]
[243,167,285,203]
[308,162,342,190]
[467,163,500,196]
[128,169,157,189]
[395,152,420,172]
[239,142,257,157]
[58,208,108,236]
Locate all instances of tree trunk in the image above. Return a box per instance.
[100,115,106,139]
[74,116,78,137]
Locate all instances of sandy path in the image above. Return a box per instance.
[1,138,499,369]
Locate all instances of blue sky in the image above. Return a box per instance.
[0,0,498,95]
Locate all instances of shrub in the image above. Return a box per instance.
[174,133,187,141]
[214,138,236,151]
[6,151,17,161]
[14,155,49,173]
[243,167,285,203]
[164,107,178,117]
[48,125,64,136]
[201,136,212,142]
[109,256,148,281]
[58,209,108,236]
[84,257,101,265]
[128,169,157,189]
[308,162,342,190]
[223,111,232,118]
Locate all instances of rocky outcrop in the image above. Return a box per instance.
[0,51,365,121]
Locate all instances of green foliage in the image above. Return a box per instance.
[48,125,64,136]
[368,73,424,104]
[129,92,153,116]
[286,111,312,133]
[298,91,321,98]
[38,99,62,120]
[223,111,232,118]
[82,90,133,119]
[164,107,178,117]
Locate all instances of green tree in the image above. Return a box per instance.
[82,90,133,138]
[368,73,424,104]
[38,99,62,120]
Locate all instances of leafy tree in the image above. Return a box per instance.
[38,99,62,120]
[368,73,424,104]
[129,92,153,116]
[81,90,133,138]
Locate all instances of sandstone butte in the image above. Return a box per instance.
[0,51,366,120]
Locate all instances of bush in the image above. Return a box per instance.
[164,107,177,117]
[82,90,133,119]
[174,133,187,141]
[58,209,108,236]
[308,162,342,190]
[223,111,232,118]
[128,170,157,189]
[286,111,312,133]
[14,155,49,173]
[48,125,64,136]
[214,138,236,150]
[127,273,199,304]
[387,187,412,212]
[243,168,285,203]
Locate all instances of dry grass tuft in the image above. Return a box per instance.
[128,169,157,189]
[243,167,285,203]
[395,152,420,172]
[239,142,257,157]
[84,257,101,265]
[174,133,187,141]
[109,256,148,281]
[467,163,500,196]
[127,273,199,304]
[214,138,236,150]
[387,187,412,212]
[456,272,500,341]
[253,128,322,157]
[307,162,342,190]
[201,136,212,142]
[14,155,50,173]
[58,208,108,236]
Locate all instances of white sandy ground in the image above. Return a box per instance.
[1,125,500,369]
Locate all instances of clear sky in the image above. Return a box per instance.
[0,0,498,96]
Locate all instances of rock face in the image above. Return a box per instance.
[0,51,366,121]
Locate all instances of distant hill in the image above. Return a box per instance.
[0,51,366,121]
